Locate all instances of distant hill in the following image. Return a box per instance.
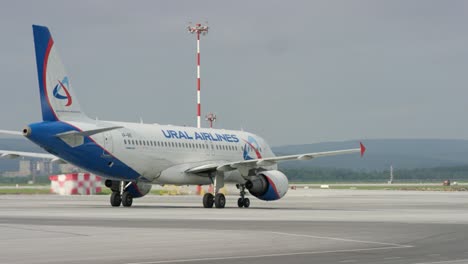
[273,139,468,171]
[2,138,468,172]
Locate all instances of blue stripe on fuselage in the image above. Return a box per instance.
[27,121,140,180]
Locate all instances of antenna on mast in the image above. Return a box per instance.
[205,113,216,128]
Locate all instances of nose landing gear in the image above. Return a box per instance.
[237,184,250,208]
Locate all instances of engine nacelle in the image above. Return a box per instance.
[126,181,152,198]
[246,170,288,201]
[104,180,152,198]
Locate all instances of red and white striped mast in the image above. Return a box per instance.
[187,23,209,128]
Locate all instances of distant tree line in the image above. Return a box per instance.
[282,166,468,183]
[0,175,50,184]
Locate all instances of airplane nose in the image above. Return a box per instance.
[22,126,32,137]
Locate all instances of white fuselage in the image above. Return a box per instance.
[67,120,277,185]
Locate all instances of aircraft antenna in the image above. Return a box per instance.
[187,22,209,128]
[205,113,216,128]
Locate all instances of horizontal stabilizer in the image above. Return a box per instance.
[56,126,123,147]
[0,129,22,136]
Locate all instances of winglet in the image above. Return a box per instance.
[360,142,366,157]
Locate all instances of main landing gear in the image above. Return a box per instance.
[202,172,227,208]
[108,180,133,207]
[202,192,226,208]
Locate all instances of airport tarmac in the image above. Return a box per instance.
[1,189,468,264]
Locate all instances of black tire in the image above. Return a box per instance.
[237,198,244,208]
[203,193,214,208]
[110,192,121,207]
[122,191,133,207]
[215,193,226,208]
[243,198,250,208]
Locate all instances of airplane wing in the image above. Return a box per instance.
[186,142,366,174]
[0,150,66,164]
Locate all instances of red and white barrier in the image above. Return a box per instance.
[49,173,102,195]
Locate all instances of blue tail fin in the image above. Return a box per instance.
[33,25,87,121]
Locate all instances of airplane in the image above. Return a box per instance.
[0,25,366,208]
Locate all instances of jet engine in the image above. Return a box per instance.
[105,180,152,198]
[245,170,288,201]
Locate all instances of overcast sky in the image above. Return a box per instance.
[0,1,467,146]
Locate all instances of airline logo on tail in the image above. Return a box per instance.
[243,136,262,160]
[52,77,72,106]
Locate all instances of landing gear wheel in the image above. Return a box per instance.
[203,193,214,208]
[110,192,121,207]
[214,193,226,208]
[243,198,250,208]
[237,184,249,208]
[237,198,250,208]
[121,191,133,207]
[237,198,244,208]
